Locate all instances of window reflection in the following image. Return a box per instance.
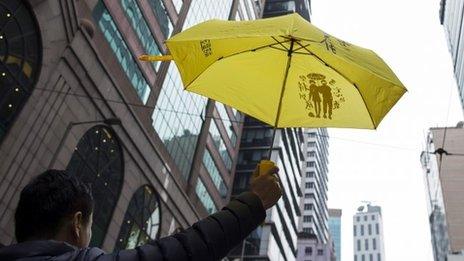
[115,185,161,250]
[93,2,151,103]
[147,0,174,38]
[209,120,232,170]
[195,179,217,214]
[0,1,41,142]
[203,149,228,197]
[215,103,237,146]
[67,126,123,247]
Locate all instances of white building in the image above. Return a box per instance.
[298,128,330,242]
[353,204,385,261]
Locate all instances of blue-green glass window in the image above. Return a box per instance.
[209,120,232,170]
[203,149,227,197]
[215,103,237,146]
[147,0,174,37]
[93,2,151,103]
[121,0,161,72]
[195,179,217,214]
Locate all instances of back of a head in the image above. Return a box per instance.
[15,170,94,242]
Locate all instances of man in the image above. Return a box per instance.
[0,165,281,260]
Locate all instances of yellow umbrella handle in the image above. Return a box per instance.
[138,54,173,62]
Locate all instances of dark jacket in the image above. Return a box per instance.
[0,192,265,261]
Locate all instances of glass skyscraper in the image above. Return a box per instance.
[329,209,342,261]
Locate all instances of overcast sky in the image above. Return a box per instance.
[311,0,464,260]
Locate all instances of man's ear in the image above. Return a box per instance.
[72,211,83,240]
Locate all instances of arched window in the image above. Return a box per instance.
[115,185,161,250]
[0,1,41,143]
[66,125,124,247]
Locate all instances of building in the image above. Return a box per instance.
[353,204,385,261]
[421,123,464,261]
[262,0,311,20]
[226,1,311,260]
[439,0,464,110]
[299,128,330,242]
[329,209,342,261]
[297,232,336,261]
[0,0,257,250]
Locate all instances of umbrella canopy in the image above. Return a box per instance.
[141,13,406,129]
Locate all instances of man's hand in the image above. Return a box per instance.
[249,164,282,210]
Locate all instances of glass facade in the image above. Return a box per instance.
[66,126,124,247]
[215,103,237,146]
[209,119,232,170]
[195,178,217,214]
[93,2,151,103]
[0,1,41,142]
[147,0,173,38]
[121,0,161,72]
[115,185,161,250]
[151,0,233,179]
[202,149,228,197]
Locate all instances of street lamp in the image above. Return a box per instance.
[48,118,122,168]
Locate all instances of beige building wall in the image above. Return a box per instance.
[431,125,464,252]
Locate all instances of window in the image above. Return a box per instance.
[365,239,369,250]
[209,120,232,170]
[303,227,311,233]
[202,149,227,197]
[215,104,237,146]
[305,182,314,189]
[368,224,372,235]
[356,216,360,222]
[303,215,312,222]
[304,204,311,210]
[357,239,361,251]
[147,0,174,37]
[373,238,377,250]
[307,132,316,138]
[364,215,368,221]
[361,255,365,261]
[93,2,151,103]
[121,0,161,72]
[115,186,161,250]
[317,249,323,255]
[378,253,381,261]
[376,223,379,234]
[67,126,123,247]
[305,193,311,198]
[370,254,373,261]
[307,142,316,147]
[306,161,315,167]
[306,171,315,178]
[0,0,41,143]
[372,215,375,221]
[360,225,364,236]
[305,246,313,255]
[195,179,217,214]
[354,255,357,261]
[353,225,357,236]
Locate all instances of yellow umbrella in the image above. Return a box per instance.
[140,13,406,130]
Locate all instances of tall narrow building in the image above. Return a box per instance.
[299,128,330,241]
[421,123,464,261]
[329,209,342,261]
[0,0,253,250]
[229,1,310,260]
[353,204,385,261]
[439,0,464,110]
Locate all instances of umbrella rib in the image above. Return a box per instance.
[294,41,377,129]
[271,36,290,51]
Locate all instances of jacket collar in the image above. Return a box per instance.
[0,240,76,260]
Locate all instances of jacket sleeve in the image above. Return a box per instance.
[92,191,265,261]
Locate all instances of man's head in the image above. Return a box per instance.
[15,170,94,247]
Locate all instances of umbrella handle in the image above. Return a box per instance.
[138,54,173,62]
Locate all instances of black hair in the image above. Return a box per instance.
[15,169,94,242]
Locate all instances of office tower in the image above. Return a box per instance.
[439,0,464,110]
[299,128,330,242]
[0,0,251,250]
[329,209,342,261]
[421,123,464,260]
[353,204,385,261]
[228,1,311,260]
